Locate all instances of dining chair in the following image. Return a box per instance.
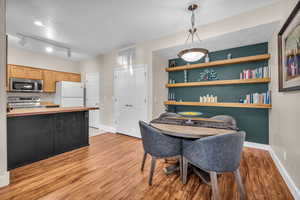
[182,132,246,200]
[139,121,182,185]
[210,115,237,129]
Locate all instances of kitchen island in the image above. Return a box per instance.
[7,107,98,170]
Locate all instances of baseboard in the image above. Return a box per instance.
[244,141,300,199]
[269,148,300,200]
[0,171,9,188]
[98,124,116,133]
[244,141,271,151]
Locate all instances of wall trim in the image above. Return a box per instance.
[99,124,116,133]
[269,147,300,200]
[245,142,300,199]
[0,172,9,188]
[244,141,271,151]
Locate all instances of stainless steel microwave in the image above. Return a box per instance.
[10,78,43,92]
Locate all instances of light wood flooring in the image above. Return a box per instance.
[0,133,293,200]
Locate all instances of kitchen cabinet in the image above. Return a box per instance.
[55,112,88,154]
[7,115,55,169]
[7,111,89,170]
[68,73,81,82]
[43,70,56,93]
[6,64,81,92]
[9,65,43,80]
[55,72,81,82]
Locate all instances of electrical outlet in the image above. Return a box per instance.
[283,151,287,161]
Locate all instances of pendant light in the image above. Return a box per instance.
[178,4,208,62]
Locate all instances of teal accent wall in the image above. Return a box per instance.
[167,43,269,144]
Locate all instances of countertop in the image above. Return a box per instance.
[7,107,99,118]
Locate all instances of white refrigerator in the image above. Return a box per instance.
[54,81,84,107]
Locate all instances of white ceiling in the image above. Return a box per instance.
[7,0,280,60]
[155,22,280,60]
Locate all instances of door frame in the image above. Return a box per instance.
[113,64,149,136]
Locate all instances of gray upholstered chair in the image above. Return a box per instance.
[182,132,246,200]
[139,121,182,185]
[210,115,237,129]
[158,112,181,119]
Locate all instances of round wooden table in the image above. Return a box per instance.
[150,122,237,184]
[151,123,235,138]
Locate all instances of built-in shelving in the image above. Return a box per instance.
[164,101,272,109]
[166,78,270,88]
[165,54,270,72]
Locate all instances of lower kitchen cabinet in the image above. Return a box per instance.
[7,111,89,170]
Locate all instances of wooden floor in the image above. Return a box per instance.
[0,133,293,200]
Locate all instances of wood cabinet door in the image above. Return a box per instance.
[9,65,27,79]
[56,72,81,82]
[55,72,69,82]
[9,65,43,80]
[69,73,81,82]
[43,70,56,92]
[25,67,43,80]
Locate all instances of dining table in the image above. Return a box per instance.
[150,118,237,184]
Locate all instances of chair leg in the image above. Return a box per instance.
[210,172,220,200]
[148,156,157,185]
[141,152,147,171]
[179,156,183,182]
[182,156,188,184]
[234,169,246,200]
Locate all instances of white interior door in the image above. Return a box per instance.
[113,65,147,138]
[85,72,100,128]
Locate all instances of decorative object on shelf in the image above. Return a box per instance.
[178,111,203,125]
[177,3,209,62]
[169,79,176,84]
[205,54,210,63]
[184,70,188,83]
[168,93,176,101]
[240,66,269,79]
[198,69,218,81]
[278,1,300,91]
[199,94,218,103]
[227,53,232,59]
[170,60,176,68]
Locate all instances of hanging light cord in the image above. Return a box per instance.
[185,6,201,45]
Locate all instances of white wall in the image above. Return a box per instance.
[0,0,9,187]
[8,46,80,73]
[7,46,80,102]
[79,55,102,125]
[96,2,283,128]
[152,52,168,118]
[268,0,300,192]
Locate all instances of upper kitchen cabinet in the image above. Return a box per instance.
[43,70,57,93]
[6,64,81,93]
[68,73,81,82]
[55,72,81,82]
[8,64,43,80]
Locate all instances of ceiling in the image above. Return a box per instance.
[155,22,280,60]
[7,0,281,60]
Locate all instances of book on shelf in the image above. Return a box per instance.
[243,91,271,104]
[240,66,269,79]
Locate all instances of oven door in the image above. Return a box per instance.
[10,78,42,92]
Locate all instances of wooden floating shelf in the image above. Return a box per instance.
[165,54,271,72]
[164,101,272,109]
[166,78,270,88]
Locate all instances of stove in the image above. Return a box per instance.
[7,96,44,109]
